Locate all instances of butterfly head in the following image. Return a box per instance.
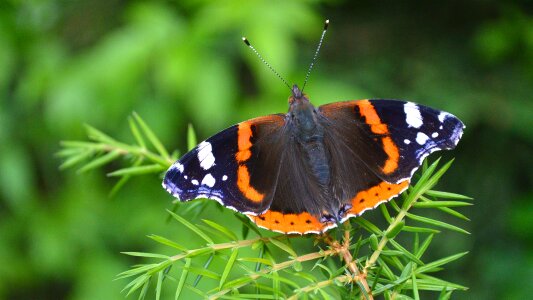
[288,84,309,105]
[288,84,320,134]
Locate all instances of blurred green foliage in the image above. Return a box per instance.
[0,0,532,299]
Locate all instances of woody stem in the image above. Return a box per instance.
[324,231,374,300]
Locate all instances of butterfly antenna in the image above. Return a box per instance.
[242,37,291,91]
[301,19,329,92]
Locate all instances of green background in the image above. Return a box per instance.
[1,0,532,299]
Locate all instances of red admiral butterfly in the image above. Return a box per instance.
[163,20,464,234]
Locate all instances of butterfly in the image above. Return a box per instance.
[162,20,464,234]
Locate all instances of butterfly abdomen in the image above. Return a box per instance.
[302,135,330,186]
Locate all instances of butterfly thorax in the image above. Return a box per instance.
[287,85,320,137]
[287,85,330,187]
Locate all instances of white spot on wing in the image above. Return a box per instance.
[191,179,199,185]
[416,132,430,145]
[201,174,216,188]
[432,132,439,138]
[171,162,184,173]
[438,111,449,122]
[450,125,464,146]
[404,139,411,144]
[184,175,188,179]
[222,175,228,181]
[404,102,423,128]
[198,141,216,170]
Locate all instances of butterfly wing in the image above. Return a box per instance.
[164,113,335,234]
[318,99,464,218]
[163,114,286,214]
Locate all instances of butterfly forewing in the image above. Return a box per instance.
[163,114,286,214]
[369,99,464,181]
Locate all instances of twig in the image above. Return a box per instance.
[324,230,374,299]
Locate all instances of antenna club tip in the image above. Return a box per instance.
[242,37,250,46]
[324,19,329,30]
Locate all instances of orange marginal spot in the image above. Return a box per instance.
[237,165,264,203]
[348,180,409,216]
[247,210,327,234]
[381,137,400,174]
[356,100,389,134]
[236,122,253,162]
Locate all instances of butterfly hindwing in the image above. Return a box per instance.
[163,114,286,214]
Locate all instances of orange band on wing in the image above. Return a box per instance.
[381,137,399,174]
[356,100,389,135]
[236,122,253,162]
[237,165,264,203]
[248,210,329,234]
[235,122,264,202]
[348,180,409,216]
[357,100,401,174]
